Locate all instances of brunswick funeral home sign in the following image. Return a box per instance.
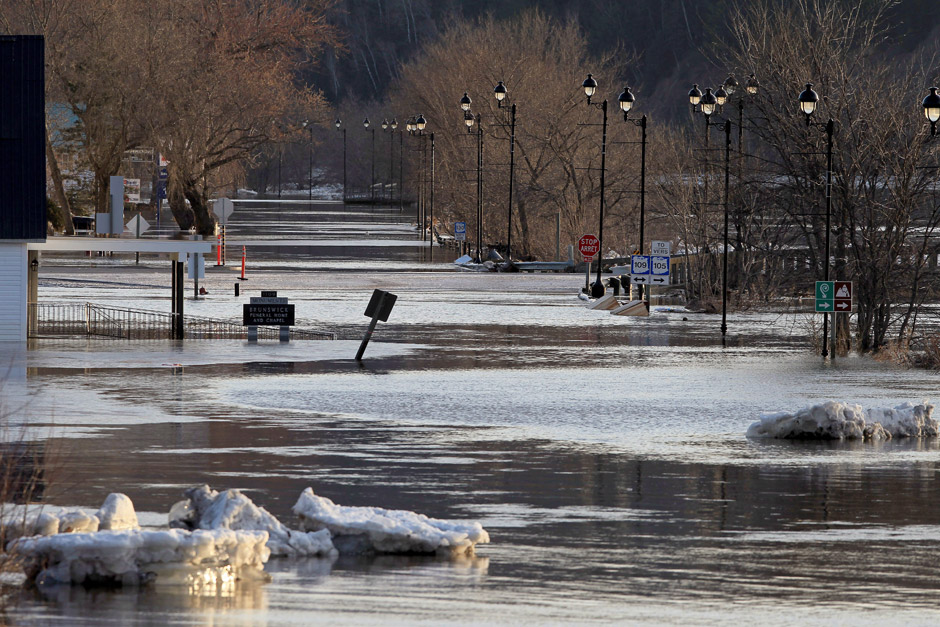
[243,290,294,342]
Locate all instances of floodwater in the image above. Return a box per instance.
[4,201,940,625]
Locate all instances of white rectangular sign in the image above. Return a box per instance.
[187,253,205,280]
[631,274,650,285]
[124,178,141,203]
[651,240,671,256]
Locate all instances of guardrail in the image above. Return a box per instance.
[28,303,334,341]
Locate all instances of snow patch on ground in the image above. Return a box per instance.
[292,488,489,555]
[746,401,936,440]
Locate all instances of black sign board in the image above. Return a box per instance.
[261,291,278,298]
[364,289,397,322]
[243,304,295,326]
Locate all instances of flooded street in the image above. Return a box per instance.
[5,202,940,625]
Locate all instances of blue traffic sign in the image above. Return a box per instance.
[455,221,466,242]
[651,255,670,276]
[631,254,650,275]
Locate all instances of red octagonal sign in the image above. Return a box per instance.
[578,234,600,260]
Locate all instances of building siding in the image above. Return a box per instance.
[0,243,27,341]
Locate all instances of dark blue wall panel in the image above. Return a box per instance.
[0,35,46,241]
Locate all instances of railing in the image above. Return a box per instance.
[28,303,334,341]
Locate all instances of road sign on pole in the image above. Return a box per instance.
[834,281,853,312]
[455,221,466,242]
[631,254,651,284]
[578,234,599,261]
[815,281,833,312]
[650,255,670,286]
[214,197,235,226]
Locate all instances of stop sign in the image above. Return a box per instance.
[578,234,600,260]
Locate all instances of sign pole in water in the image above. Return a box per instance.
[356,289,398,361]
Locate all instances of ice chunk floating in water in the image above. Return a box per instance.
[169,485,335,557]
[746,401,936,440]
[292,488,490,555]
[10,528,270,587]
[7,493,269,587]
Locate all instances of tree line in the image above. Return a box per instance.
[2,0,939,355]
[1,0,338,234]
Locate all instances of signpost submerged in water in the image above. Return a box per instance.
[356,289,398,361]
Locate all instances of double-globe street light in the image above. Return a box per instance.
[581,74,648,299]
[460,83,519,262]
[688,83,733,342]
[406,115,433,250]
[381,118,398,203]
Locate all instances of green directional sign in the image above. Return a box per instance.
[815,281,834,312]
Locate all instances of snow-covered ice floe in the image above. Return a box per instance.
[6,493,269,587]
[292,488,490,555]
[169,485,335,557]
[9,528,269,587]
[746,401,937,440]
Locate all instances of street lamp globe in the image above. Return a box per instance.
[406,117,415,133]
[334,118,341,129]
[746,74,759,95]
[688,84,702,107]
[381,119,388,130]
[700,87,718,117]
[723,74,738,96]
[618,86,635,114]
[798,83,819,117]
[416,114,427,131]
[460,92,472,112]
[582,73,598,101]
[363,117,370,129]
[715,85,728,107]
[391,119,398,130]
[923,87,940,123]
[494,81,507,103]
[464,110,474,131]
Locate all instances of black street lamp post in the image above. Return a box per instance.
[581,73,609,298]
[689,84,733,342]
[364,118,375,202]
[617,85,648,299]
[302,120,314,201]
[494,81,517,262]
[335,119,346,202]
[799,82,835,358]
[460,93,485,262]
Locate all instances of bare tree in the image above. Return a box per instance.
[721,0,940,352]
[390,11,642,259]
